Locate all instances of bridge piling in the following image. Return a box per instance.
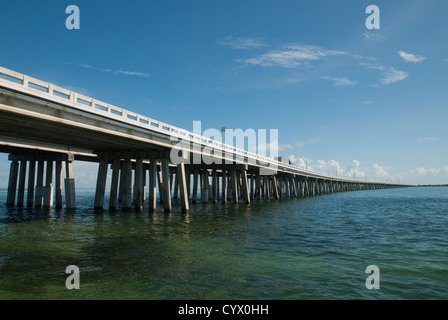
[109,159,120,210]
[94,160,108,210]
[55,160,63,209]
[6,160,19,207]
[148,159,157,212]
[161,158,172,213]
[43,161,54,208]
[27,160,36,207]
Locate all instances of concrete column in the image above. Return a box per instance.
[279,176,284,197]
[35,160,45,208]
[192,168,199,204]
[109,159,120,210]
[250,174,255,199]
[265,175,271,200]
[55,160,63,209]
[157,167,164,204]
[241,169,250,204]
[94,160,108,210]
[121,159,133,210]
[256,174,262,199]
[173,173,179,200]
[186,168,191,199]
[6,160,19,207]
[134,159,144,211]
[161,158,171,213]
[142,165,147,203]
[221,170,227,204]
[292,176,298,197]
[148,159,157,212]
[27,160,36,207]
[231,169,238,203]
[212,169,218,203]
[43,161,54,208]
[17,160,27,207]
[65,160,76,209]
[201,171,209,203]
[177,162,189,213]
[271,175,279,199]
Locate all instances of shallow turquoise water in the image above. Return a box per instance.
[0,187,447,299]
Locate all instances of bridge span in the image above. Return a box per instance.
[0,66,411,213]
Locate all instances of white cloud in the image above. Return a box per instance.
[321,76,357,87]
[372,163,390,180]
[363,32,387,41]
[245,45,346,69]
[278,144,293,152]
[72,62,151,78]
[380,67,409,85]
[416,137,440,143]
[218,36,267,50]
[411,167,440,176]
[294,138,320,148]
[360,62,408,85]
[116,70,151,77]
[398,51,426,63]
[288,155,313,171]
[78,64,112,73]
[361,100,373,105]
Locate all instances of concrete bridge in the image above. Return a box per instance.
[0,66,410,213]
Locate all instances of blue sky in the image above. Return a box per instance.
[0,0,447,186]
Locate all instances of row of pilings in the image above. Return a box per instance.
[4,152,396,213]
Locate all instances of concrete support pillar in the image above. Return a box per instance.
[134,159,144,211]
[255,174,262,199]
[212,169,218,203]
[43,161,54,208]
[94,160,108,210]
[241,169,250,204]
[148,159,157,212]
[250,174,255,199]
[270,175,278,200]
[6,160,19,207]
[173,173,179,200]
[285,175,290,197]
[186,168,191,199]
[65,160,76,209]
[157,166,164,204]
[292,176,298,197]
[201,171,209,203]
[231,169,238,203]
[265,176,271,200]
[55,160,63,208]
[27,160,36,208]
[122,159,133,210]
[34,160,44,208]
[109,159,120,210]
[177,162,189,213]
[192,168,199,204]
[221,170,227,204]
[161,158,172,213]
[17,160,27,207]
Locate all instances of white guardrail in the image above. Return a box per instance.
[0,66,391,184]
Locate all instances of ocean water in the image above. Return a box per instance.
[0,187,447,300]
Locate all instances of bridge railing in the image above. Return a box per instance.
[0,66,399,185]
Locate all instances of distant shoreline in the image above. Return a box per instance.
[417,184,448,187]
